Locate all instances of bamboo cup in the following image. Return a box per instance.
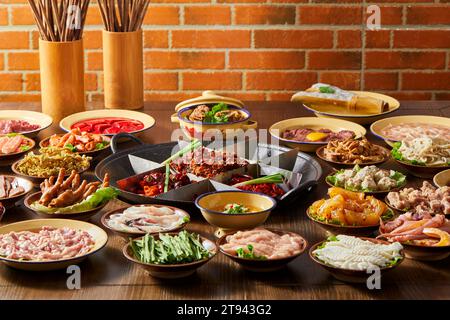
[39,39,86,122]
[102,29,144,110]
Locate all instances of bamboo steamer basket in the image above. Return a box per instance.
[39,39,86,123]
[103,30,144,110]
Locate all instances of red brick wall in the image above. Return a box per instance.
[0,0,449,102]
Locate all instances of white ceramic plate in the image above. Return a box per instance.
[59,109,156,136]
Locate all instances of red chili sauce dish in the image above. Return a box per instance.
[71,117,145,135]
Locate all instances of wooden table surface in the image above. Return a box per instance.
[0,101,449,300]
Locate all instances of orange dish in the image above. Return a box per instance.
[308,187,391,226]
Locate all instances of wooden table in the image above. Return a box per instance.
[0,101,449,300]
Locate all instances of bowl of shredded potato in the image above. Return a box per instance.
[12,147,91,184]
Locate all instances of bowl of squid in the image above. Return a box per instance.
[101,205,190,240]
[309,235,404,283]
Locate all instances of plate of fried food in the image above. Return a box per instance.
[12,147,92,184]
[40,128,111,158]
[24,169,118,220]
[316,138,390,168]
[307,187,395,236]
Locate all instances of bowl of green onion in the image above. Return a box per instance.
[122,230,217,279]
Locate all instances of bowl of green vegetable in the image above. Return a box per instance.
[195,190,277,238]
[123,230,217,279]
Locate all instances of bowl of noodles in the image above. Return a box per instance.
[392,137,450,178]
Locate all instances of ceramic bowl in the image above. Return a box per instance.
[171,105,257,140]
[195,191,276,237]
[0,219,108,271]
[217,228,307,272]
[306,207,394,237]
[122,232,217,279]
[171,91,257,140]
[0,110,53,138]
[101,205,190,240]
[434,169,450,188]
[39,134,111,158]
[301,91,400,125]
[59,109,156,137]
[0,134,36,167]
[309,237,404,283]
[370,115,450,147]
[0,175,34,209]
[316,144,390,169]
[11,160,90,185]
[269,117,366,152]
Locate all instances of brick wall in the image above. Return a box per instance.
[0,0,449,103]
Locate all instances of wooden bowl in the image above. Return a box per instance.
[309,237,404,283]
[39,134,111,158]
[11,160,90,185]
[434,169,450,188]
[316,144,390,169]
[217,228,307,272]
[195,191,276,236]
[0,110,53,138]
[59,109,156,137]
[377,228,450,261]
[394,242,450,261]
[269,117,366,152]
[0,134,36,166]
[101,205,190,240]
[24,192,108,221]
[306,207,392,237]
[394,159,450,179]
[324,170,407,198]
[0,219,108,271]
[0,175,34,209]
[122,232,217,279]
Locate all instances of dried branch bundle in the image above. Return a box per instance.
[27,0,91,42]
[98,0,150,32]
